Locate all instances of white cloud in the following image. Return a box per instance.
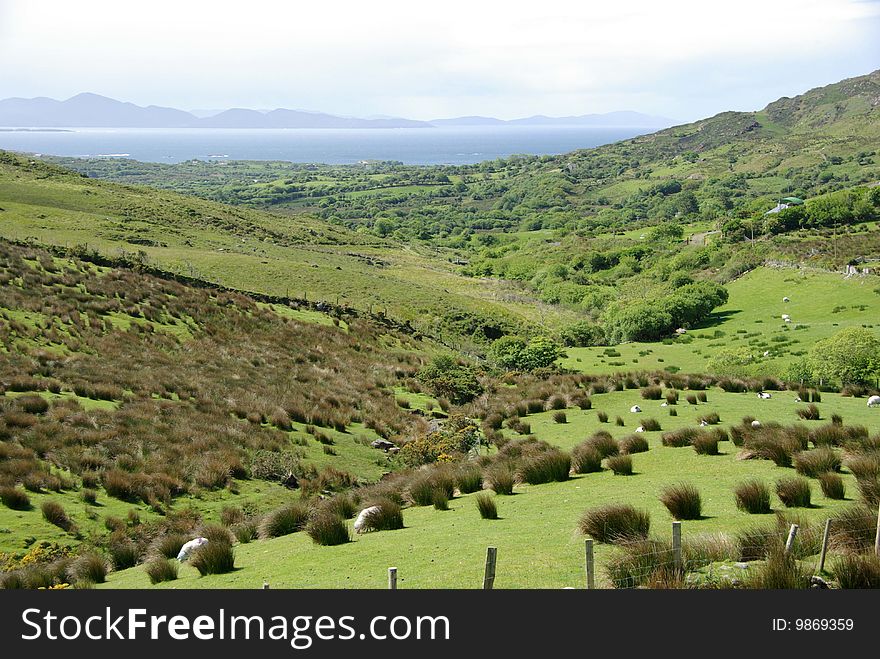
[0,0,877,119]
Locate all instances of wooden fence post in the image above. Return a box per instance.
[483,547,497,590]
[785,524,799,554]
[584,540,595,589]
[262,581,270,590]
[388,567,397,590]
[818,519,832,573]
[672,521,682,573]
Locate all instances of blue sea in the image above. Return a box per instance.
[0,125,654,165]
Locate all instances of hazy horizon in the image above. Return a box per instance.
[1,1,878,122]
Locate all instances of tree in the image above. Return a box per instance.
[809,327,880,386]
[417,355,483,404]
[488,335,562,371]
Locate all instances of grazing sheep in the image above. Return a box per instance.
[751,420,762,428]
[783,297,790,302]
[781,314,790,320]
[699,419,709,427]
[784,318,792,323]
[794,396,802,403]
[868,395,880,408]
[635,426,645,433]
[763,350,770,357]
[660,402,668,407]
[176,537,208,561]
[353,505,381,534]
[630,405,642,413]
[757,392,771,400]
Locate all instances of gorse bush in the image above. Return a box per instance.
[190,542,235,576]
[660,483,702,520]
[734,480,772,514]
[578,504,650,544]
[818,472,845,499]
[776,477,812,508]
[475,492,498,520]
[606,454,633,476]
[258,502,310,539]
[306,511,351,546]
[145,558,178,584]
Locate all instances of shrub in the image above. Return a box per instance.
[485,465,515,494]
[146,559,178,584]
[231,519,259,544]
[41,500,74,531]
[640,418,661,432]
[606,454,633,476]
[152,533,186,559]
[0,486,30,510]
[191,542,235,575]
[794,447,841,478]
[833,553,880,589]
[692,434,719,455]
[475,492,498,520]
[68,553,108,585]
[552,410,567,424]
[358,498,404,531]
[578,504,650,544]
[796,404,821,421]
[597,411,608,423]
[619,434,649,455]
[660,483,702,520]
[776,477,811,508]
[306,511,351,545]
[640,386,662,400]
[586,431,619,458]
[818,472,845,499]
[734,480,772,514]
[258,502,310,539]
[571,444,603,474]
[518,450,571,484]
[455,466,483,494]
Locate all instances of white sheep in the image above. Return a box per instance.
[783,297,790,302]
[699,419,709,427]
[763,350,770,357]
[630,405,642,413]
[660,402,668,407]
[177,537,208,561]
[868,395,880,408]
[794,396,802,403]
[757,392,771,399]
[353,505,381,534]
[781,314,790,321]
[634,426,644,433]
[751,420,762,428]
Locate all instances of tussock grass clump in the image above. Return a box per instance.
[109,540,139,570]
[485,465,515,495]
[0,485,31,510]
[668,408,677,417]
[191,542,235,575]
[552,410,567,424]
[606,539,677,589]
[692,434,719,455]
[736,525,781,562]
[794,447,841,478]
[547,395,567,410]
[80,488,98,505]
[844,451,880,479]
[830,505,877,553]
[745,547,809,589]
[606,454,633,476]
[231,519,259,544]
[408,476,439,506]
[68,553,109,585]
[796,404,821,420]
[640,386,662,400]
[571,444,603,474]
[475,492,498,520]
[585,431,619,458]
[572,394,592,410]
[833,553,880,589]
[615,416,625,427]
[578,504,650,544]
[596,411,608,423]
[432,489,450,510]
[818,472,845,499]
[41,500,74,531]
[640,418,661,432]
[258,502,310,539]
[152,534,187,560]
[518,450,571,484]
[734,480,772,514]
[775,477,811,508]
[619,434,649,455]
[696,391,708,403]
[665,391,678,405]
[745,433,795,467]
[358,498,404,531]
[660,483,702,520]
[698,412,720,425]
[456,466,483,494]
[200,523,234,547]
[146,558,178,584]
[856,476,880,506]
[661,427,701,447]
[686,394,698,405]
[306,511,351,546]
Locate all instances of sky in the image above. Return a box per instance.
[0,0,878,121]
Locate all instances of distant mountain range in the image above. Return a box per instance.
[0,93,676,129]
